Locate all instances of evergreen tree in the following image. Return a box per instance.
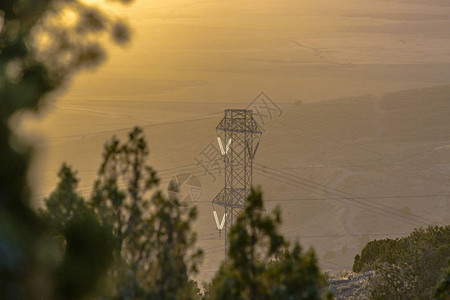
[40,163,88,231]
[207,188,328,300]
[90,127,203,299]
[40,128,204,299]
[39,163,115,299]
[353,226,450,299]
[433,259,450,300]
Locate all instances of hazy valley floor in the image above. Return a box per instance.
[20,84,450,283]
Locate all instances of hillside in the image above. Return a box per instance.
[254,84,450,274]
[26,84,450,282]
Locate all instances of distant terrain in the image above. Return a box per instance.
[372,0,450,6]
[25,84,450,282]
[59,0,450,103]
[257,84,450,274]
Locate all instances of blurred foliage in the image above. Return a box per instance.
[56,210,115,300]
[39,163,115,299]
[205,188,330,300]
[0,0,132,298]
[353,225,450,299]
[433,259,450,300]
[40,127,203,299]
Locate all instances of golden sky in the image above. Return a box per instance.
[59,0,450,104]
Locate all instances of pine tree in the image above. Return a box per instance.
[90,127,203,299]
[207,188,328,300]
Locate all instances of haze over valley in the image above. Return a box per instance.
[21,0,450,283]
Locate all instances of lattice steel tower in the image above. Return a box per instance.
[212,109,262,258]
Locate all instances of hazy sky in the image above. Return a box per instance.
[59,0,450,103]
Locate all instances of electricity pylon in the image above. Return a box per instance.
[212,109,262,259]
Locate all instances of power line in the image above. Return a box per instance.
[255,169,422,228]
[253,194,450,202]
[258,166,442,227]
[34,167,221,201]
[28,161,450,174]
[255,163,441,226]
[36,113,221,145]
[254,165,435,227]
[35,158,446,229]
[273,119,450,182]
[273,120,383,158]
[286,232,410,239]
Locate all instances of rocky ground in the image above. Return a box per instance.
[327,271,375,299]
